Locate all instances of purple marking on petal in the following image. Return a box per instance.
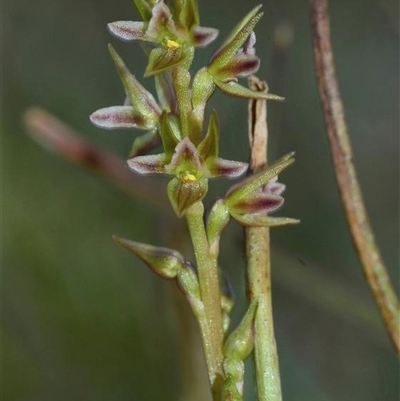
[233,193,284,214]
[265,179,286,195]
[127,154,166,174]
[108,21,149,42]
[218,55,260,79]
[239,31,256,56]
[165,137,202,172]
[207,158,248,178]
[90,106,147,129]
[191,26,219,47]
[147,0,173,39]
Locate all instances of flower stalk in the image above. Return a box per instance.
[87,1,298,399]
[185,201,224,396]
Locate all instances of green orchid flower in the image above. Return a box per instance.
[108,0,219,76]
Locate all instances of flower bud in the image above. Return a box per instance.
[207,199,230,249]
[113,236,185,279]
[167,176,208,217]
[224,300,257,361]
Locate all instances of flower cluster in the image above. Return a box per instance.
[90,0,286,217]
[90,1,297,398]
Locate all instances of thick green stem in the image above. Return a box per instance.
[245,76,282,401]
[246,228,282,401]
[185,201,224,397]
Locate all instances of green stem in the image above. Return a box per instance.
[185,201,224,397]
[246,76,282,401]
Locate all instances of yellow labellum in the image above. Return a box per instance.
[166,39,181,50]
[182,173,197,183]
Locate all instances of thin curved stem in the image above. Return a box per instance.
[310,0,400,353]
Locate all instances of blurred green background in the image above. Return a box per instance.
[3,0,399,400]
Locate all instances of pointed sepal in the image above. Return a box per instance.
[225,152,294,207]
[160,112,181,158]
[179,0,199,29]
[131,0,153,22]
[113,236,185,279]
[164,137,203,176]
[109,45,161,122]
[215,80,284,100]
[154,71,177,112]
[198,110,219,160]
[230,213,300,227]
[209,5,263,70]
[129,130,161,158]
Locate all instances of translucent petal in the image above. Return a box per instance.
[206,157,248,178]
[108,21,150,42]
[190,26,219,47]
[127,153,167,174]
[214,55,260,81]
[231,192,284,214]
[90,106,148,129]
[164,137,202,174]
